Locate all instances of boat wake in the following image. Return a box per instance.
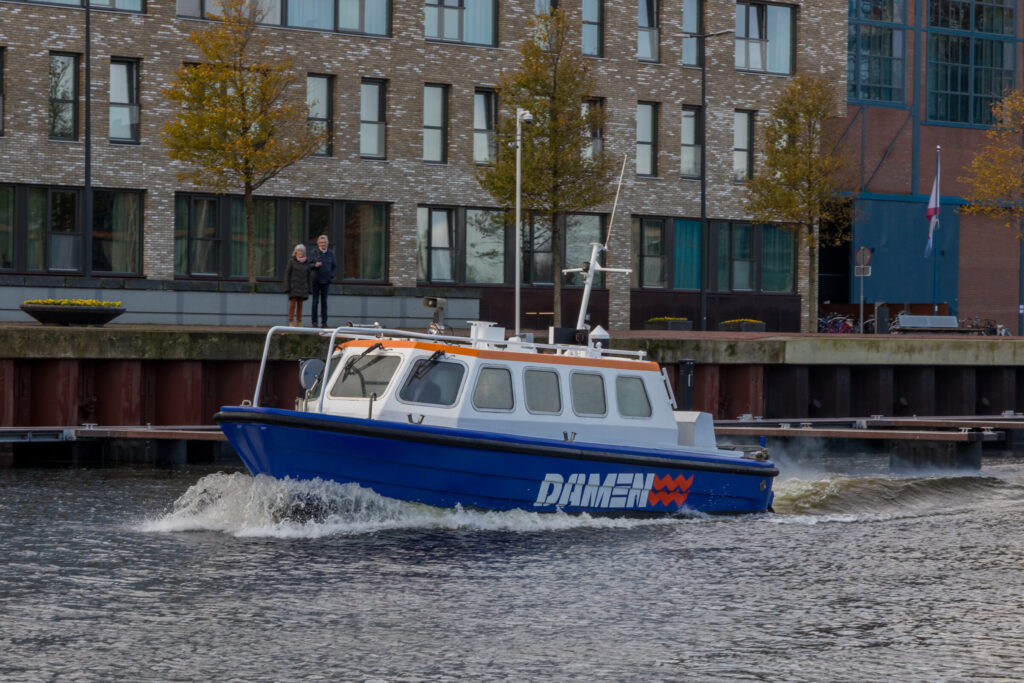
[769,470,1024,524]
[137,472,677,538]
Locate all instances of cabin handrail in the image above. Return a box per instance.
[250,324,649,408]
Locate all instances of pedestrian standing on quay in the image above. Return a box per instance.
[284,244,313,327]
[310,234,337,328]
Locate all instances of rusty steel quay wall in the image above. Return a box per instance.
[2,326,1024,426]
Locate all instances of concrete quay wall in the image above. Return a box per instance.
[2,327,1022,425]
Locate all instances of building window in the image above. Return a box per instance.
[288,0,333,30]
[582,98,604,160]
[230,198,277,278]
[474,89,497,164]
[712,222,793,292]
[0,185,13,270]
[564,214,605,287]
[636,102,658,176]
[582,0,603,56]
[638,0,659,61]
[465,209,505,283]
[682,0,702,66]
[735,1,793,74]
[49,53,78,140]
[307,74,333,156]
[632,217,666,288]
[523,215,553,284]
[417,207,455,282]
[92,190,142,274]
[848,24,905,102]
[0,49,5,137]
[344,203,387,280]
[423,84,448,163]
[926,0,1015,126]
[360,79,386,158]
[534,0,556,13]
[27,187,80,271]
[174,196,219,276]
[338,0,390,35]
[87,0,144,10]
[672,219,701,289]
[733,110,753,182]
[680,107,701,178]
[109,59,140,143]
[424,0,497,46]
[761,224,794,292]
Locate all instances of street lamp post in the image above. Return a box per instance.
[693,28,733,331]
[514,107,532,339]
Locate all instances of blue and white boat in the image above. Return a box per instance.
[216,319,777,515]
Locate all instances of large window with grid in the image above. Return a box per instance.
[711,222,793,292]
[424,0,496,46]
[848,0,905,102]
[926,0,1015,124]
[178,0,389,35]
[735,1,793,74]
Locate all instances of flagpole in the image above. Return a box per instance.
[932,146,940,315]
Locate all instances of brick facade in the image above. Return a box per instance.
[0,0,847,330]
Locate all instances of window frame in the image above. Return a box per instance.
[523,367,563,415]
[397,357,468,408]
[710,221,794,293]
[473,88,497,165]
[49,52,79,141]
[582,0,604,57]
[423,83,449,163]
[360,78,387,159]
[615,375,653,419]
[570,371,607,418]
[109,58,140,144]
[307,74,333,157]
[926,30,1015,125]
[424,0,498,46]
[91,188,143,275]
[733,109,754,183]
[634,216,667,289]
[682,0,702,66]
[471,365,516,412]
[582,97,604,160]
[735,0,795,75]
[636,101,658,177]
[631,216,702,291]
[418,206,456,282]
[337,0,392,36]
[680,106,702,179]
[638,0,660,62]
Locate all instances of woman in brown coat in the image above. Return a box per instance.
[284,244,313,326]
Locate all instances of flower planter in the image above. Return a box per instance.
[718,321,766,332]
[644,320,693,331]
[20,304,125,326]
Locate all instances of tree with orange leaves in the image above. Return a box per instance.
[162,0,324,286]
[960,89,1024,236]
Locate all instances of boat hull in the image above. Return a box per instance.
[215,406,777,515]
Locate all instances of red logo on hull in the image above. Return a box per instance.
[647,474,694,507]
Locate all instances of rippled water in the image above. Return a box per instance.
[3,455,1024,681]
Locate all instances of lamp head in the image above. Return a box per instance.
[521,110,534,124]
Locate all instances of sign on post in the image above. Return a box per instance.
[855,248,872,333]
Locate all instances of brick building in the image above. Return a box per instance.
[0,0,845,329]
[835,0,1024,332]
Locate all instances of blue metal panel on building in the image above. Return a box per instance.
[851,197,958,315]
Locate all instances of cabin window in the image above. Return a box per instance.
[571,372,606,416]
[472,367,514,411]
[524,369,561,414]
[330,354,401,398]
[399,358,465,406]
[616,376,652,418]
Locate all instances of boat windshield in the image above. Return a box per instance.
[399,359,465,406]
[330,354,402,398]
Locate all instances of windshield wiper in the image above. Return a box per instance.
[413,350,445,379]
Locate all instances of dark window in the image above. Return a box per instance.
[27,187,80,271]
[733,110,754,182]
[927,31,1014,124]
[0,49,5,137]
[307,74,333,156]
[638,0,659,61]
[423,84,448,163]
[524,215,553,284]
[761,224,794,292]
[360,79,386,158]
[632,217,666,288]
[582,98,604,160]
[473,89,497,164]
[637,102,658,176]
[331,354,401,398]
[712,221,793,292]
[344,203,387,280]
[92,190,142,274]
[735,1,793,74]
[582,0,603,56]
[465,209,505,284]
[399,359,466,406]
[680,106,702,178]
[417,207,455,282]
[682,0,702,66]
[632,216,701,290]
[848,23,905,102]
[564,214,605,287]
[417,206,510,285]
[230,198,276,278]
[424,0,497,46]
[49,53,78,140]
[0,185,12,269]
[109,59,140,143]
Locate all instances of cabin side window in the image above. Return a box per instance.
[615,376,652,418]
[330,354,402,398]
[570,372,606,416]
[399,358,465,406]
[472,366,514,411]
[524,369,562,414]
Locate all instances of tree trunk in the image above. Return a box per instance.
[797,223,814,333]
[551,212,562,328]
[245,181,256,290]
[810,219,820,333]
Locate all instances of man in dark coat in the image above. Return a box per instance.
[309,234,337,328]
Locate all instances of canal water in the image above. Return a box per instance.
[3,455,1024,681]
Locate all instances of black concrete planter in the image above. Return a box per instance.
[21,304,125,326]
[644,320,693,331]
[719,321,766,332]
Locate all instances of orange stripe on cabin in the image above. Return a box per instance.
[338,339,661,372]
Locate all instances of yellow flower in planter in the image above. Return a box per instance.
[23,299,122,308]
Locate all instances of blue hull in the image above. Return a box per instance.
[215,406,777,515]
